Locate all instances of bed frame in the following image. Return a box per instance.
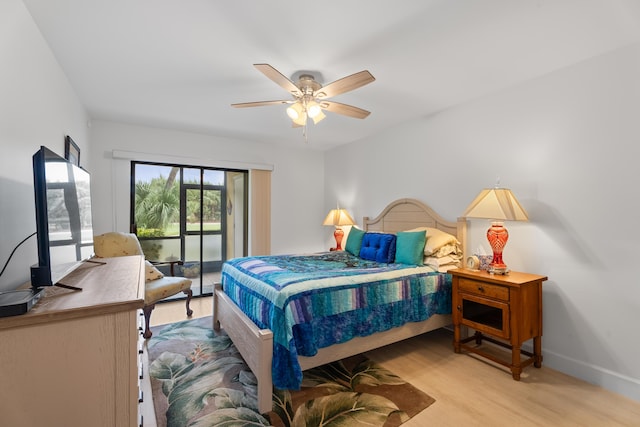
[213,198,467,413]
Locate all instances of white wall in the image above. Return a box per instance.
[6,0,638,402]
[0,0,89,292]
[325,43,640,401]
[88,120,326,256]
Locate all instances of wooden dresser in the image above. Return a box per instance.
[0,255,145,427]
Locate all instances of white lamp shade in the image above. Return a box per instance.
[462,188,528,221]
[286,102,304,120]
[307,101,322,118]
[311,109,326,124]
[322,208,355,226]
[292,112,307,126]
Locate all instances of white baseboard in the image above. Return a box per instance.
[543,349,640,403]
[445,327,640,403]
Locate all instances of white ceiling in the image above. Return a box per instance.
[23,0,640,150]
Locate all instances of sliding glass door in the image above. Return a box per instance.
[131,162,247,297]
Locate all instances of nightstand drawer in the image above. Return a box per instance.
[458,278,509,301]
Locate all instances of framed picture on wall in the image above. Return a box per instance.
[65,135,80,166]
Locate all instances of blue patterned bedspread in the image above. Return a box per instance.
[221,251,451,390]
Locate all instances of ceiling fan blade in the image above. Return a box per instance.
[315,70,375,99]
[254,64,301,96]
[321,101,371,119]
[231,100,293,108]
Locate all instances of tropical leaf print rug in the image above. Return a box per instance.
[147,316,435,427]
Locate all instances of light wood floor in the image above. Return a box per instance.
[143,297,640,426]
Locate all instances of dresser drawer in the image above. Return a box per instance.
[458,278,509,301]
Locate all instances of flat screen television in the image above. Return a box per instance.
[30,146,95,289]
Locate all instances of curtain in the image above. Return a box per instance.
[250,169,271,255]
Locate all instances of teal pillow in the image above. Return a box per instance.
[395,230,426,265]
[345,227,365,256]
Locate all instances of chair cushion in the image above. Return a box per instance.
[145,276,192,305]
[94,232,144,257]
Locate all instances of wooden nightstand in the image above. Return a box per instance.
[449,268,548,380]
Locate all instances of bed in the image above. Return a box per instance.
[213,198,467,413]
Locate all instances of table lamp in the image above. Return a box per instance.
[461,187,528,274]
[323,208,355,251]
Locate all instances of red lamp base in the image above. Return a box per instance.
[486,221,509,274]
[333,227,345,251]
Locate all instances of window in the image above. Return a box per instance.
[131,162,247,297]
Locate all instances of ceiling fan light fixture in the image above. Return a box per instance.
[286,102,304,120]
[292,111,307,126]
[307,101,322,118]
[311,109,326,124]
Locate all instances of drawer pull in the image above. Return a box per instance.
[459,278,509,300]
[457,305,461,311]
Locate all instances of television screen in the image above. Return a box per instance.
[31,146,94,288]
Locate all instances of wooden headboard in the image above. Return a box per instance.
[362,198,467,257]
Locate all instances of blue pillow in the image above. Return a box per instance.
[395,231,426,265]
[359,232,397,263]
[344,227,365,256]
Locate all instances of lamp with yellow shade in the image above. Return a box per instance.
[462,187,528,274]
[323,208,355,251]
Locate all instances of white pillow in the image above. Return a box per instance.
[432,243,462,258]
[424,255,457,268]
[437,263,461,273]
[424,255,462,272]
[407,227,462,256]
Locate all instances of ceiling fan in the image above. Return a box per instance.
[231,64,375,128]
